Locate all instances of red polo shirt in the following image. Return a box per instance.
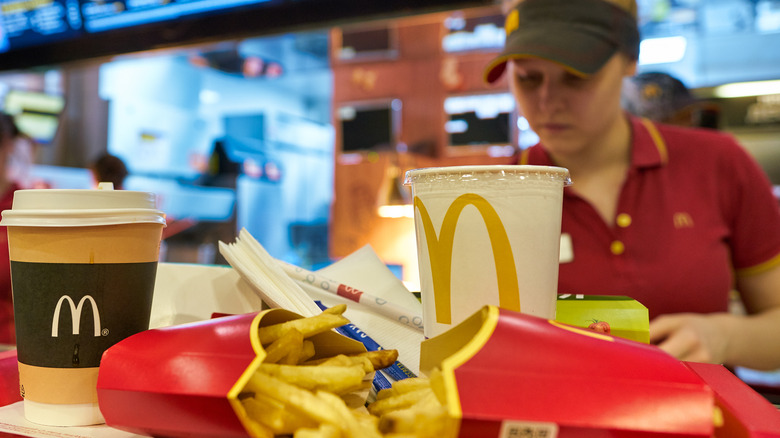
[0,183,19,345]
[519,116,780,319]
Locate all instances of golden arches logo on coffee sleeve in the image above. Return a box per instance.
[12,261,157,368]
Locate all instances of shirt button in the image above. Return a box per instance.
[616,213,632,228]
[611,240,625,255]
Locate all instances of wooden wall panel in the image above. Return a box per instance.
[331,61,413,102]
[329,5,515,275]
[397,21,442,60]
[330,155,390,257]
[403,57,447,156]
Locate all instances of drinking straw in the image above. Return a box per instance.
[278,260,424,332]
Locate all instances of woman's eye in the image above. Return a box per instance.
[515,75,542,87]
[563,73,587,86]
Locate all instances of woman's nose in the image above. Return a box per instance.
[538,79,562,112]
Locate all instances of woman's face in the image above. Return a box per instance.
[508,54,636,157]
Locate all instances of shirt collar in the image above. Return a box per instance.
[518,115,668,169]
[631,116,668,168]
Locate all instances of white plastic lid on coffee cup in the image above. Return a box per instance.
[403,165,572,187]
[0,183,166,227]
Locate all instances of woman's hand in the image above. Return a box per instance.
[648,313,733,365]
[649,307,780,370]
[650,264,780,370]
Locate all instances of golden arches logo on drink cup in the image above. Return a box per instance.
[404,165,570,338]
[0,183,166,426]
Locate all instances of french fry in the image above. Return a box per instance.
[281,338,304,365]
[308,354,374,374]
[263,328,304,364]
[367,370,460,438]
[321,303,347,315]
[376,377,433,400]
[242,394,285,431]
[309,354,352,367]
[258,313,350,345]
[244,371,341,426]
[305,349,399,373]
[243,393,317,434]
[300,340,316,363]
[352,409,384,438]
[378,404,451,437]
[242,306,450,438]
[390,377,433,395]
[293,423,341,438]
[234,398,275,438]
[348,355,375,374]
[379,408,420,434]
[347,349,398,371]
[367,388,435,417]
[258,363,366,394]
[315,390,366,438]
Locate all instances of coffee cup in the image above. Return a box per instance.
[0,183,165,426]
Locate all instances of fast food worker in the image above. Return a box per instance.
[485,0,780,371]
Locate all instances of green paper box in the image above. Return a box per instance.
[556,294,649,343]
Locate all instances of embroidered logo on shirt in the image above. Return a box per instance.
[559,233,574,263]
[673,212,694,228]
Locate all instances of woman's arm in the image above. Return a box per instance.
[649,263,780,370]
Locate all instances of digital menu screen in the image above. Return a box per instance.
[444,93,515,147]
[0,0,491,70]
[0,0,275,53]
[4,89,66,143]
[0,0,83,52]
[80,0,274,33]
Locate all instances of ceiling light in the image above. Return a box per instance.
[638,36,687,65]
[377,204,414,218]
[713,80,780,98]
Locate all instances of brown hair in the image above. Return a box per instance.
[91,153,128,189]
[0,113,19,145]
